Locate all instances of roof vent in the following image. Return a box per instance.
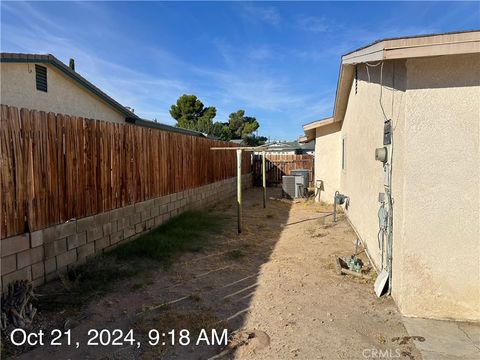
[69,58,75,71]
[35,65,47,92]
[125,106,135,113]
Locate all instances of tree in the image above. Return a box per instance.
[170,94,217,133]
[227,110,259,139]
[211,122,232,141]
[243,135,267,146]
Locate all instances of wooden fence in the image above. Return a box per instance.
[252,154,314,187]
[0,105,251,239]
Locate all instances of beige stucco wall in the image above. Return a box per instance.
[339,60,407,275]
[0,62,126,123]
[314,55,479,320]
[397,54,480,320]
[314,123,342,203]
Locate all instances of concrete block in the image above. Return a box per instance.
[109,208,122,221]
[160,204,169,214]
[67,234,79,250]
[124,226,135,239]
[2,266,31,290]
[77,232,87,247]
[31,262,45,280]
[95,237,110,252]
[77,243,95,260]
[95,212,110,226]
[146,218,155,230]
[163,213,171,223]
[41,226,56,244]
[151,206,160,218]
[32,277,45,288]
[44,238,67,259]
[140,209,151,222]
[30,230,44,248]
[17,246,44,269]
[55,221,76,239]
[154,195,170,207]
[110,220,118,234]
[154,215,163,227]
[103,222,112,236]
[1,234,30,257]
[121,204,135,218]
[87,225,103,243]
[117,217,127,231]
[56,249,77,268]
[129,213,141,226]
[110,230,124,245]
[134,201,147,213]
[1,254,17,274]
[76,215,95,233]
[44,257,57,275]
[135,222,146,234]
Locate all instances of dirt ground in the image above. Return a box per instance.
[14,187,421,360]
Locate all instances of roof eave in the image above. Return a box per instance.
[1,54,139,119]
[304,30,480,138]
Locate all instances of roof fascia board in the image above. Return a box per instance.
[342,42,385,64]
[303,117,334,131]
[304,31,480,135]
[332,64,354,123]
[384,40,480,60]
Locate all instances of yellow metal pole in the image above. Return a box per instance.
[262,151,266,208]
[237,149,243,234]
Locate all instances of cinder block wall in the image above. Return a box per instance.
[1,174,251,291]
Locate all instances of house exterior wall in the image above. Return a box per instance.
[1,174,252,292]
[314,122,342,203]
[314,55,480,320]
[398,53,480,320]
[339,60,408,276]
[0,62,126,123]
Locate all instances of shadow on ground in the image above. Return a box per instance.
[13,187,292,360]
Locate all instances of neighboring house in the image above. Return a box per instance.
[0,53,206,138]
[230,139,246,145]
[1,53,137,123]
[302,30,479,321]
[257,141,314,155]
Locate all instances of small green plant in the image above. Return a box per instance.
[39,211,225,310]
[113,211,225,262]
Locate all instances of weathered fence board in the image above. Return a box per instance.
[252,154,314,187]
[0,105,251,239]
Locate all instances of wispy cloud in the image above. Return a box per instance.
[2,1,477,140]
[239,3,282,27]
[296,15,331,33]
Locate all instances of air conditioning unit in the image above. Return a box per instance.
[290,169,309,194]
[282,175,304,199]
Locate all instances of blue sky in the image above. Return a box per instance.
[1,2,479,140]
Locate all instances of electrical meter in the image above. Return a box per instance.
[375,147,388,163]
[384,120,392,145]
